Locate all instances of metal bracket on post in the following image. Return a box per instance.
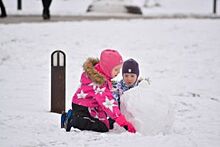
[51,50,66,114]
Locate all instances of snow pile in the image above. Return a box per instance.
[87,0,128,13]
[120,80,174,136]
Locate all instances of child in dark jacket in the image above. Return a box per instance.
[108,58,140,129]
[63,49,136,133]
[113,58,140,107]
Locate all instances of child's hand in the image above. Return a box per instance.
[115,115,136,133]
[123,121,136,133]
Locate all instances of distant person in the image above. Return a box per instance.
[42,0,52,20]
[0,0,7,18]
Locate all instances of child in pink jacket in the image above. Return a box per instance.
[64,49,136,133]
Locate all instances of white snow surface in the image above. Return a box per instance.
[121,80,174,136]
[0,18,220,147]
[1,0,220,146]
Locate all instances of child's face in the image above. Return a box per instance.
[111,64,122,78]
[123,73,137,86]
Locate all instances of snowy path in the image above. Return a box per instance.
[1,15,220,25]
[0,19,220,147]
[3,0,220,16]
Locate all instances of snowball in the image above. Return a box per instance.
[120,80,174,136]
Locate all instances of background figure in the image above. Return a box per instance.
[0,0,7,18]
[42,0,52,20]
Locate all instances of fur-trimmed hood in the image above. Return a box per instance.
[82,58,106,85]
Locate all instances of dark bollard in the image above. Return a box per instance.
[51,50,66,114]
[17,0,22,10]
[213,0,217,14]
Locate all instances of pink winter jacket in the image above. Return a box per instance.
[72,58,121,128]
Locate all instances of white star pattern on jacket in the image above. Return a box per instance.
[94,114,99,119]
[102,97,117,112]
[95,87,106,95]
[88,82,100,90]
[77,90,88,99]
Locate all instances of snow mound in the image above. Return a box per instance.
[120,80,174,136]
[87,0,127,13]
[87,0,142,14]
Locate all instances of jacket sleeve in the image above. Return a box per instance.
[94,85,121,120]
[113,81,125,106]
[112,89,120,105]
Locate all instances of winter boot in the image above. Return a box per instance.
[42,8,50,20]
[61,111,67,128]
[0,6,7,18]
[64,109,73,132]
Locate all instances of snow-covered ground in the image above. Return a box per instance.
[0,18,220,146]
[2,0,220,16]
[1,0,220,146]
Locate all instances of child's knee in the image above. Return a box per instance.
[73,116,109,132]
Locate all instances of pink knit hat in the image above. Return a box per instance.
[99,49,123,78]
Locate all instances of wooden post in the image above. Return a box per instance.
[51,50,66,114]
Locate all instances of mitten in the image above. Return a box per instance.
[115,115,136,133]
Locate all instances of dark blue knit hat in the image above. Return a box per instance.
[122,58,139,77]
